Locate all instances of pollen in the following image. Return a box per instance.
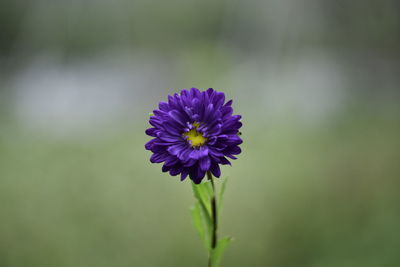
[183,127,207,147]
[192,122,200,128]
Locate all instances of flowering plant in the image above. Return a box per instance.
[145,88,242,266]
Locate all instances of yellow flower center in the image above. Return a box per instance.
[183,123,207,147]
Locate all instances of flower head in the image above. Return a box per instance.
[145,88,242,184]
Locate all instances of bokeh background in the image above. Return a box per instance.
[1,0,399,266]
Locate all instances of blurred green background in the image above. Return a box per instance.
[0,0,399,266]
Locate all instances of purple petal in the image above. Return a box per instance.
[150,153,168,163]
[167,144,186,156]
[213,92,225,108]
[159,101,170,111]
[145,139,156,150]
[184,158,197,167]
[208,147,224,157]
[181,169,189,181]
[219,157,231,165]
[170,166,182,176]
[225,135,243,146]
[229,146,241,155]
[162,164,171,172]
[210,163,221,177]
[164,156,179,166]
[190,88,201,99]
[145,128,157,137]
[168,110,187,126]
[224,99,233,106]
[157,133,182,143]
[199,156,211,172]
[189,147,209,159]
[153,110,167,117]
[177,147,192,161]
[206,88,214,96]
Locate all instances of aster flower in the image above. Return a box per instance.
[145,88,242,184]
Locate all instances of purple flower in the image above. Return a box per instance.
[145,88,242,184]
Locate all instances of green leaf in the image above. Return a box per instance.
[191,202,209,249]
[204,180,214,198]
[191,182,211,220]
[149,112,154,116]
[191,203,204,239]
[191,182,213,248]
[210,237,232,267]
[218,177,228,212]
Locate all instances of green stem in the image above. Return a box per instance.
[207,171,218,267]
